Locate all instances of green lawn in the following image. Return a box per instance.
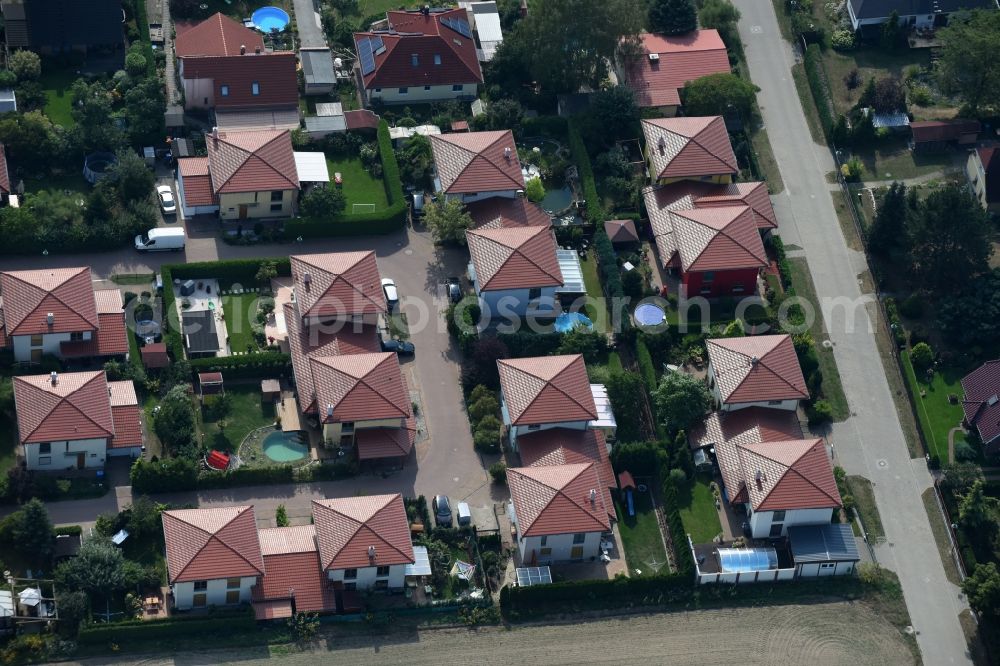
[614,491,668,576]
[900,350,966,462]
[222,293,261,354]
[201,386,276,453]
[579,253,607,331]
[677,476,723,544]
[846,475,885,541]
[38,68,77,128]
[855,138,963,182]
[23,170,90,195]
[326,155,390,213]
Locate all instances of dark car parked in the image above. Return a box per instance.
[433,495,453,527]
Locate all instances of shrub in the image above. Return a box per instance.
[954,440,977,462]
[489,461,507,484]
[468,395,500,424]
[830,29,855,50]
[899,294,924,319]
[841,157,864,182]
[275,504,289,527]
[803,44,835,140]
[844,68,862,90]
[468,384,494,405]
[910,342,934,374]
[473,415,503,453]
[525,177,545,203]
[635,338,657,390]
[567,119,603,224]
[806,399,834,426]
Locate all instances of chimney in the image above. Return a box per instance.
[46,312,54,326]
[50,371,58,386]
[302,272,312,290]
[255,45,261,54]
[504,146,512,161]
[589,488,597,505]
[657,136,666,154]
[240,44,246,55]
[368,545,377,563]
[422,4,430,16]
[755,470,766,488]
[749,356,759,367]
[211,126,219,147]
[326,404,334,418]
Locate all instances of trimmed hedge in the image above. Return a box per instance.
[768,235,792,290]
[189,352,291,378]
[500,572,691,620]
[130,457,199,494]
[55,525,83,536]
[284,120,407,239]
[661,479,696,577]
[803,44,835,141]
[130,456,358,495]
[567,119,604,224]
[78,610,256,646]
[170,258,291,285]
[635,338,657,391]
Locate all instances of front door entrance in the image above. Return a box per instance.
[76,452,85,470]
[238,204,249,219]
[570,546,584,560]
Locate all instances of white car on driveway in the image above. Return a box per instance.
[157,185,176,215]
[381,278,399,310]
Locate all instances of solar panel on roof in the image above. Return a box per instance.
[358,37,376,76]
[441,16,472,39]
[515,566,552,587]
[371,35,386,55]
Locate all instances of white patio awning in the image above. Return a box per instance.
[293,152,331,183]
[405,545,432,577]
[590,383,617,431]
[555,249,585,294]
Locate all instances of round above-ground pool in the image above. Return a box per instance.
[262,430,308,462]
[634,303,667,327]
[252,6,290,32]
[554,312,593,333]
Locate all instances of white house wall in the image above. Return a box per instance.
[326,563,406,590]
[172,576,257,610]
[25,438,107,471]
[721,398,799,412]
[13,331,90,361]
[182,76,216,110]
[176,174,219,218]
[510,420,589,446]
[796,560,855,578]
[517,530,603,564]
[368,83,476,105]
[748,507,833,539]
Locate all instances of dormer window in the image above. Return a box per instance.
[220,85,229,97]
[251,81,260,96]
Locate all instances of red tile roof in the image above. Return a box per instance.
[961,360,1000,446]
[344,109,380,131]
[252,597,293,620]
[604,219,639,243]
[96,312,128,356]
[654,205,767,273]
[910,119,980,143]
[0,267,98,336]
[517,429,616,521]
[690,406,803,452]
[355,8,483,89]
[498,354,597,426]
[206,129,298,194]
[290,252,387,319]
[467,197,551,230]
[283,301,381,414]
[736,439,841,511]
[255,551,335,614]
[178,157,217,207]
[161,506,265,583]
[181,53,299,110]
[108,380,142,448]
[141,342,171,368]
[466,225,563,291]
[429,130,524,194]
[691,182,777,229]
[309,352,411,423]
[642,116,738,180]
[508,463,612,537]
[707,334,809,405]
[355,417,417,460]
[976,146,1000,205]
[0,144,10,195]
[12,371,114,445]
[175,12,264,58]
[626,30,731,108]
[312,494,414,570]
[259,525,318,556]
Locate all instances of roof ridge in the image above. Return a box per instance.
[354,356,410,417]
[687,123,736,172]
[20,373,111,442]
[540,361,596,419]
[713,213,767,263]
[6,268,89,332]
[175,529,263,581]
[759,443,840,507]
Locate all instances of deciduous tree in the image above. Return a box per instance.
[936,9,1000,113]
[909,185,992,293]
[425,198,473,245]
[682,73,759,119]
[8,50,40,81]
[54,538,142,598]
[300,185,346,220]
[652,371,712,435]
[963,562,1000,617]
[649,0,697,35]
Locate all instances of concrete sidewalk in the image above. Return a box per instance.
[734,2,972,663]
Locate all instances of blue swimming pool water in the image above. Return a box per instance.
[634,303,666,327]
[252,7,290,32]
[554,312,593,333]
[262,430,307,462]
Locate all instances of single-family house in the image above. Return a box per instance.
[622,30,732,115]
[0,267,128,363]
[466,225,564,318]
[714,436,842,539]
[162,506,265,611]
[176,129,299,220]
[253,524,335,620]
[642,116,738,185]
[646,203,767,297]
[12,371,142,471]
[309,352,415,461]
[846,0,998,32]
[507,463,612,564]
[354,7,483,106]
[312,494,415,591]
[429,129,524,203]
[466,196,551,229]
[690,406,804,453]
[498,354,598,445]
[967,145,1000,213]
[706,335,809,412]
[644,180,778,238]
[1,0,122,54]
[961,360,1000,455]
[174,13,300,130]
[910,119,980,152]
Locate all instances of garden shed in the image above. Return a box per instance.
[198,372,224,397]
[261,378,281,403]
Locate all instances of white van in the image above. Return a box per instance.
[135,227,185,252]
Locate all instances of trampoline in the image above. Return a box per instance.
[633,303,666,327]
[252,6,290,32]
[717,547,778,573]
[554,312,593,333]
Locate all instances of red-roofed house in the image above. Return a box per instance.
[507,463,612,564]
[162,506,265,610]
[313,494,414,590]
[354,7,483,106]
[642,116,738,185]
[11,371,143,470]
[622,30,732,114]
[961,360,1000,455]
[429,130,524,203]
[0,267,128,363]
[645,202,767,297]
[707,334,809,412]
[466,225,564,317]
[498,354,598,445]
[466,196,551,230]
[252,525,335,620]
[967,145,1000,213]
[176,128,299,220]
[644,180,777,231]
[714,437,841,538]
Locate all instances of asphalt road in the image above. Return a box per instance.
[734,2,971,663]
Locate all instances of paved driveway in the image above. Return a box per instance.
[0,226,500,525]
[734,3,971,663]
